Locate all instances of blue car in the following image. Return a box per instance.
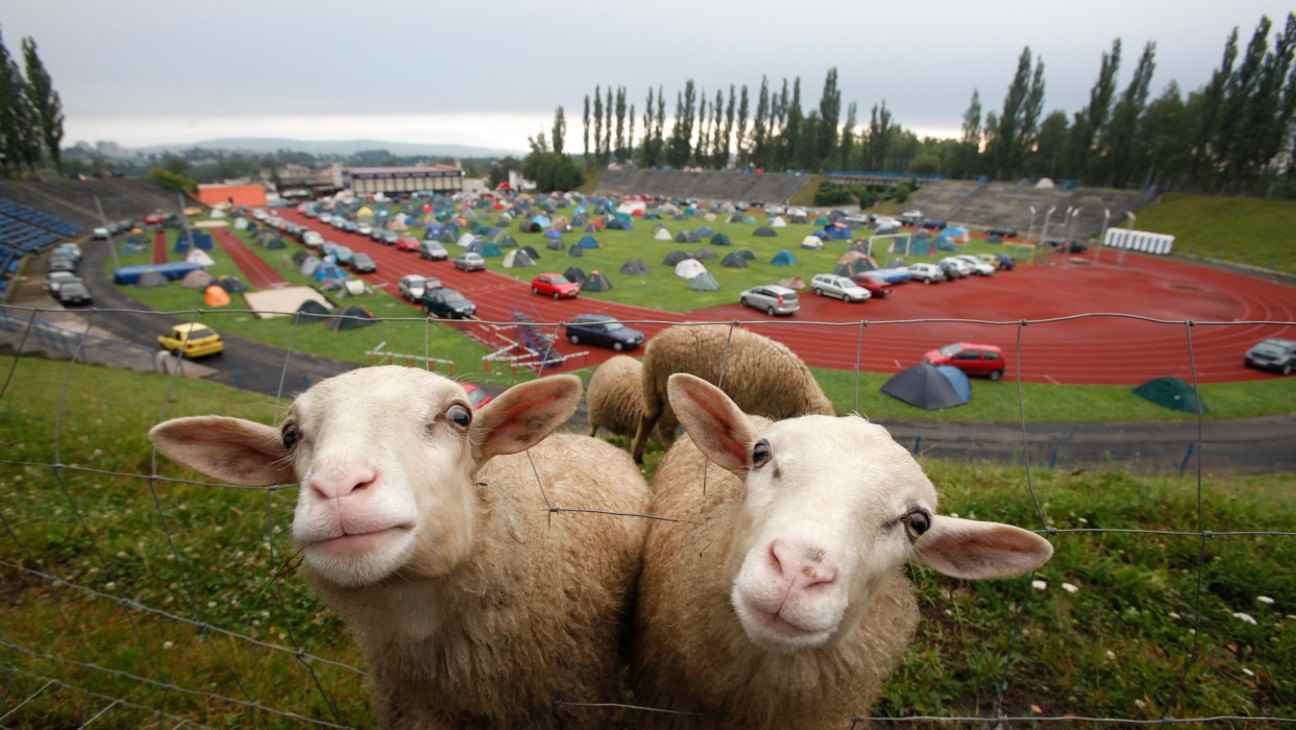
[564,314,645,351]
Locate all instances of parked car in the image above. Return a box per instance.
[54,243,82,262]
[420,241,449,260]
[381,231,399,246]
[453,252,486,272]
[1244,338,1296,375]
[46,271,82,294]
[739,284,800,316]
[350,252,377,273]
[955,255,995,276]
[938,260,966,280]
[531,273,580,299]
[48,255,77,273]
[143,213,164,225]
[899,210,924,225]
[302,231,324,248]
[394,236,418,253]
[53,281,92,306]
[158,323,224,359]
[920,219,947,231]
[370,228,386,242]
[399,274,429,301]
[333,246,354,267]
[924,342,1007,380]
[975,253,1001,269]
[92,227,110,240]
[996,254,1016,271]
[422,287,477,319]
[987,227,1018,238]
[564,314,645,351]
[907,263,945,284]
[810,273,871,302]
[357,224,373,236]
[850,273,893,298]
[939,257,974,277]
[462,382,494,409]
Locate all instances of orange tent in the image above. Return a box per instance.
[203,285,231,307]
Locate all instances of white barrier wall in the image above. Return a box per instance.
[1104,227,1175,255]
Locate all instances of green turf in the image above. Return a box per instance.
[0,360,1292,725]
[1135,193,1296,274]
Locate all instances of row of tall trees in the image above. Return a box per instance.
[956,12,1296,192]
[0,26,65,176]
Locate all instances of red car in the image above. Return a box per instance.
[530,273,580,299]
[851,273,892,298]
[396,236,420,252]
[142,213,164,225]
[923,342,1007,380]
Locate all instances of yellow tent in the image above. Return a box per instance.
[203,285,231,307]
[356,206,374,219]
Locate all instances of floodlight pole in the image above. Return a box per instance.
[1066,206,1081,246]
[93,195,121,269]
[176,193,195,249]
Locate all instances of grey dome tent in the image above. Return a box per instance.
[754,226,777,237]
[583,271,612,292]
[697,226,715,237]
[521,246,541,259]
[687,272,720,291]
[710,233,732,245]
[721,252,749,268]
[694,247,717,260]
[300,256,321,277]
[567,244,585,257]
[219,276,248,293]
[563,267,587,285]
[729,214,745,223]
[330,306,377,331]
[881,363,970,410]
[265,237,286,250]
[663,250,694,266]
[497,234,518,247]
[137,270,167,287]
[674,231,689,243]
[292,250,308,266]
[736,249,756,261]
[293,299,331,325]
[502,249,535,268]
[620,258,648,275]
[547,238,565,251]
[1133,377,1206,414]
[686,230,703,243]
[180,270,213,289]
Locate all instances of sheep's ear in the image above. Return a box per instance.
[913,516,1053,579]
[667,373,754,474]
[471,375,582,462]
[149,416,295,486]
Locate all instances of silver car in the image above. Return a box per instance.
[739,284,801,316]
[810,274,871,302]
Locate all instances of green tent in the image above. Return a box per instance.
[1132,377,1206,414]
[481,243,503,257]
[687,272,720,291]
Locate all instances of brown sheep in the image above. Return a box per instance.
[150,367,648,730]
[631,374,1054,729]
[631,324,834,463]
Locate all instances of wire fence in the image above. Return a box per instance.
[0,304,1293,727]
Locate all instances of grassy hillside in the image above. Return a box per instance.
[1136,193,1296,274]
[1,359,1292,725]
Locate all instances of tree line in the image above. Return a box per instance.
[0,25,65,176]
[545,11,1296,195]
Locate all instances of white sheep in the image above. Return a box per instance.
[149,366,649,730]
[631,374,1053,729]
[631,324,834,464]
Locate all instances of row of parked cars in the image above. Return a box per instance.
[46,243,92,306]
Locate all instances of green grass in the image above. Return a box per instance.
[0,360,1292,725]
[814,368,1296,422]
[1136,193,1296,274]
[108,223,514,386]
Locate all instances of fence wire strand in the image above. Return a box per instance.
[1,303,1293,726]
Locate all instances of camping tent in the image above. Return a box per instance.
[547,238,565,251]
[583,271,612,291]
[654,228,673,241]
[544,229,564,239]
[521,245,541,259]
[219,276,247,293]
[497,234,518,248]
[1133,377,1206,414]
[619,258,648,275]
[186,249,215,267]
[696,226,715,237]
[330,306,377,331]
[721,252,749,268]
[265,237,286,249]
[1035,177,1055,189]
[694,247,717,260]
[203,285,231,307]
[577,235,600,249]
[674,259,707,279]
[293,299,331,325]
[343,280,368,297]
[481,243,503,257]
[567,244,584,257]
[754,226,777,238]
[180,270,213,289]
[300,256,321,277]
[457,234,476,247]
[710,233,731,246]
[770,250,797,266]
[800,235,824,249]
[663,250,694,266]
[292,250,308,266]
[313,263,344,283]
[736,249,756,261]
[502,249,535,268]
[673,231,689,243]
[563,267,587,285]
[687,272,720,291]
[881,364,970,410]
[137,271,167,287]
[770,216,787,228]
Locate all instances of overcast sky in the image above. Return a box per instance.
[5,0,1292,151]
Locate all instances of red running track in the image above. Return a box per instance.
[152,230,167,264]
[214,228,287,289]
[279,211,1296,384]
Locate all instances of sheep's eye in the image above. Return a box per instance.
[447,404,472,429]
[904,510,931,540]
[751,439,771,468]
[281,423,300,450]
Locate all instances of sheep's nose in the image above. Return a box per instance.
[307,467,378,500]
[769,539,838,591]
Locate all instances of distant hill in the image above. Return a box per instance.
[134,138,522,158]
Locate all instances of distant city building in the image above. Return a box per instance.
[343,165,464,195]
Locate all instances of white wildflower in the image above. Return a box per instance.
[1169,611,1181,619]
[1256,596,1274,606]
[1062,582,1079,594]
[1242,668,1255,677]
[1232,612,1257,625]
[163,641,174,650]
[1031,580,1048,591]
[1105,650,1116,660]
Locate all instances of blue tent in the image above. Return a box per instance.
[606,219,630,230]
[172,235,191,253]
[531,215,551,228]
[910,239,932,256]
[544,229,563,239]
[770,250,797,266]
[881,363,971,410]
[821,225,851,241]
[313,263,344,282]
[481,243,503,257]
[710,233,732,245]
[935,365,972,402]
[577,235,600,249]
[190,232,214,250]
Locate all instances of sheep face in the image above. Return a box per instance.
[667,374,1053,655]
[150,367,583,589]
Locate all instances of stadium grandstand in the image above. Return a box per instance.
[0,197,82,297]
[342,165,464,195]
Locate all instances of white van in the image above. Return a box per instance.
[811,274,871,302]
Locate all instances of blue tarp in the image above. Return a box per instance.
[821,225,851,240]
[770,250,797,266]
[112,262,203,285]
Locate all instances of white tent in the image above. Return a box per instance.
[209,209,227,219]
[770,216,788,228]
[502,249,535,268]
[703,213,717,222]
[1036,177,1055,189]
[654,228,673,241]
[457,233,476,248]
[800,235,824,250]
[674,259,707,279]
[186,248,215,266]
[617,201,646,216]
[233,217,248,230]
[343,279,369,296]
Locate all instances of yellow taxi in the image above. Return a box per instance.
[158,322,224,358]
